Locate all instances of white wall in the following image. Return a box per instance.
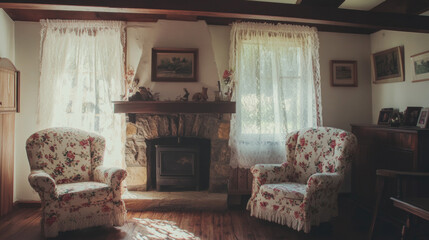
[0,9,15,61]
[319,32,373,131]
[370,30,429,123]
[14,22,41,201]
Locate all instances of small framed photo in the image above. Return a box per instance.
[410,50,429,83]
[371,46,404,84]
[378,108,394,125]
[331,60,357,87]
[404,107,422,126]
[151,48,198,82]
[417,108,429,128]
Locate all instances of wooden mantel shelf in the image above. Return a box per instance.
[113,101,235,114]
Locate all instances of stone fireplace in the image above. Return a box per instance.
[125,113,231,192]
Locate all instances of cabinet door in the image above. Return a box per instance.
[0,69,16,112]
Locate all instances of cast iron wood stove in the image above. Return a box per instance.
[156,145,200,191]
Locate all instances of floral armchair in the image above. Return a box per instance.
[26,128,127,237]
[247,127,357,233]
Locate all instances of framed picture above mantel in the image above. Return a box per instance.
[371,46,404,84]
[151,48,198,82]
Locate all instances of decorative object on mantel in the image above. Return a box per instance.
[377,108,395,125]
[151,48,198,82]
[192,87,208,102]
[128,87,159,101]
[410,50,429,83]
[179,88,190,101]
[417,108,429,128]
[220,69,234,101]
[330,60,357,87]
[404,106,422,126]
[371,46,404,84]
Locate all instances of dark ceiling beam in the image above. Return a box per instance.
[1,0,429,33]
[297,0,345,8]
[371,0,429,15]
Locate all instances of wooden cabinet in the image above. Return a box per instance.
[0,58,19,217]
[351,124,429,221]
[0,58,19,113]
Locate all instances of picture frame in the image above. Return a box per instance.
[377,108,394,125]
[151,48,198,82]
[410,50,429,83]
[404,106,422,126]
[417,108,429,128]
[330,60,358,87]
[371,46,404,84]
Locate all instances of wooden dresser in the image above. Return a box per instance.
[351,124,429,220]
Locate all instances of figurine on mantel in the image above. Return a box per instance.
[192,87,208,102]
[180,88,190,101]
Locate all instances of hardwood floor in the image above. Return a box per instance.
[0,198,400,240]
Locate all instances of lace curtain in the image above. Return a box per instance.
[229,22,323,168]
[38,20,126,167]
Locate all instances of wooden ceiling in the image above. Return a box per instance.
[1,0,429,34]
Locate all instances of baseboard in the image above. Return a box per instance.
[14,200,41,208]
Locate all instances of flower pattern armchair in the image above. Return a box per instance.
[26,128,127,237]
[247,127,357,233]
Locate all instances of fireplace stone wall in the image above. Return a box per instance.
[125,113,231,192]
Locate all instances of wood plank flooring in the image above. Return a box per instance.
[0,199,400,240]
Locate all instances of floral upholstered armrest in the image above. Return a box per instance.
[305,172,342,195]
[251,164,290,184]
[94,166,127,198]
[28,170,58,200]
[250,163,291,198]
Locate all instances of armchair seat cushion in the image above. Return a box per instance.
[260,182,306,201]
[57,182,112,205]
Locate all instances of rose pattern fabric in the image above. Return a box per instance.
[26,128,127,238]
[247,127,357,233]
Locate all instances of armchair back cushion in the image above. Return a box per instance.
[286,127,355,183]
[26,128,105,184]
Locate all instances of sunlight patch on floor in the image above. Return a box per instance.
[130,218,200,240]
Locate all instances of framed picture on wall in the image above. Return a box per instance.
[371,46,404,84]
[410,50,429,83]
[151,48,198,82]
[417,108,429,128]
[330,60,357,87]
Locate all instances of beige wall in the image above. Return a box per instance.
[14,22,41,201]
[127,20,220,101]
[13,21,375,200]
[370,30,429,123]
[319,32,373,131]
[0,9,15,61]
